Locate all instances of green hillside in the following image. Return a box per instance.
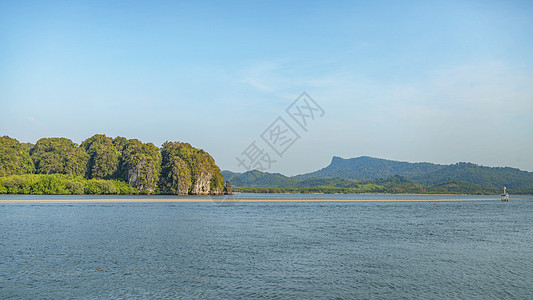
[222,170,297,187]
[412,162,533,190]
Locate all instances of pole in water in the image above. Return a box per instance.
[501,186,509,202]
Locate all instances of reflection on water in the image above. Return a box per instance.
[1,197,532,299]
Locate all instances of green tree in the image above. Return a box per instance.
[66,180,85,194]
[81,134,120,179]
[30,137,89,176]
[0,174,138,195]
[84,179,118,194]
[112,136,130,152]
[0,136,35,176]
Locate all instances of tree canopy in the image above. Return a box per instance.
[81,134,120,179]
[30,137,89,176]
[0,136,35,177]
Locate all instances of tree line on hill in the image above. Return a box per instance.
[0,135,227,195]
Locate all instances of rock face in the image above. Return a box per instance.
[120,140,161,194]
[165,155,191,195]
[127,158,160,193]
[159,142,224,195]
[223,181,233,195]
[190,172,212,195]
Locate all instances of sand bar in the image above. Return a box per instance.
[0,198,496,203]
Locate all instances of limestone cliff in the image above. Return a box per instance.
[120,139,161,194]
[190,172,213,195]
[159,142,224,195]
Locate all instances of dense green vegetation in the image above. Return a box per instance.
[31,137,89,176]
[0,174,137,195]
[0,136,35,177]
[81,134,120,179]
[0,135,226,195]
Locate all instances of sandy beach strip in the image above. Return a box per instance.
[0,197,496,203]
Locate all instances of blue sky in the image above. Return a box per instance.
[1,0,532,175]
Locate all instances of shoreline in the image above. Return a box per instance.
[0,198,498,203]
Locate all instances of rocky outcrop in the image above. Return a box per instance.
[159,142,224,195]
[223,181,233,195]
[120,139,161,194]
[191,172,212,195]
[127,158,160,193]
[165,156,191,195]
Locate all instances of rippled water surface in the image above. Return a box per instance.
[1,196,532,299]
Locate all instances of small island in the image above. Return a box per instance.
[0,135,231,196]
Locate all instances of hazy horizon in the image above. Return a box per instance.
[1,1,532,175]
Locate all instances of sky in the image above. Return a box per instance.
[1,0,532,175]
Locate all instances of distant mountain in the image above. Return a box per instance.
[222,170,363,189]
[222,170,296,188]
[223,156,533,194]
[294,156,443,180]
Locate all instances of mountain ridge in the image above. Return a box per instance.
[222,156,533,194]
[294,156,443,180]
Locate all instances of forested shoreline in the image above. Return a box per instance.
[0,174,137,195]
[0,135,228,195]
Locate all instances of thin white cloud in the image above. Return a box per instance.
[27,116,41,125]
[241,61,282,92]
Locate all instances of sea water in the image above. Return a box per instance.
[1,195,532,299]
